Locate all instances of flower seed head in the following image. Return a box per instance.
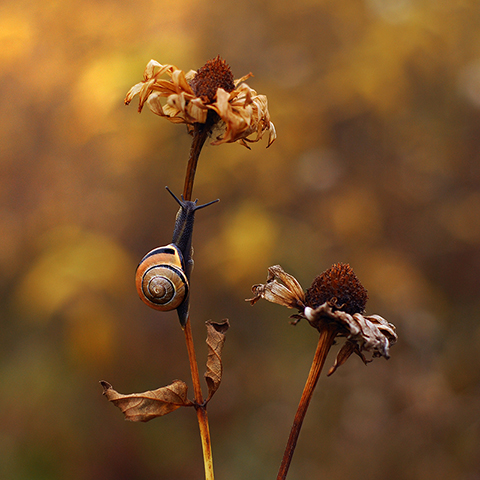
[190,56,235,103]
[305,263,368,315]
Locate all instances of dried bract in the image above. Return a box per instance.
[304,304,397,375]
[247,265,305,310]
[125,56,276,148]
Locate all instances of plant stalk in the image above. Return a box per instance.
[184,316,215,480]
[276,325,337,480]
[183,116,215,202]
[181,124,215,479]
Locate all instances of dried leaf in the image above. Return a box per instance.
[204,319,229,402]
[100,380,192,422]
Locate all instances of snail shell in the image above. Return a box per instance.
[135,244,189,311]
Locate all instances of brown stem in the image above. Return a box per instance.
[276,325,337,480]
[183,316,215,480]
[195,405,214,480]
[184,316,204,403]
[182,116,216,479]
[183,114,216,201]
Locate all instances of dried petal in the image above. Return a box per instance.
[327,340,371,376]
[210,83,276,147]
[247,265,305,309]
[204,320,230,402]
[304,304,397,368]
[100,380,192,422]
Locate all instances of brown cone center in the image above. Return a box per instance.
[305,263,368,315]
[190,56,235,103]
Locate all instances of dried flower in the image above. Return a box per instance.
[125,56,276,148]
[247,263,397,374]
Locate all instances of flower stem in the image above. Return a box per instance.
[183,114,216,201]
[276,325,337,480]
[184,316,215,480]
[181,118,216,479]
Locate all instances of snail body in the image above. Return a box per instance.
[135,187,219,326]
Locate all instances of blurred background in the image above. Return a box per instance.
[1,0,480,478]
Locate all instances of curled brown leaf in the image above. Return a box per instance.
[204,319,229,402]
[100,380,193,422]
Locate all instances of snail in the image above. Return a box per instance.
[135,187,219,326]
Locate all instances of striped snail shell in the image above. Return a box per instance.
[135,243,189,311]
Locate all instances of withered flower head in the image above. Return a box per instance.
[125,56,276,148]
[247,264,397,375]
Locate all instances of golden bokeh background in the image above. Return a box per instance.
[1,0,480,478]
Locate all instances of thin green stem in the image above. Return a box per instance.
[276,325,337,480]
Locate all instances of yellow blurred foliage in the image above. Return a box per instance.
[327,184,383,242]
[207,201,279,285]
[71,55,134,139]
[0,12,35,62]
[64,293,117,366]
[359,248,436,313]
[14,225,134,322]
[324,15,444,115]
